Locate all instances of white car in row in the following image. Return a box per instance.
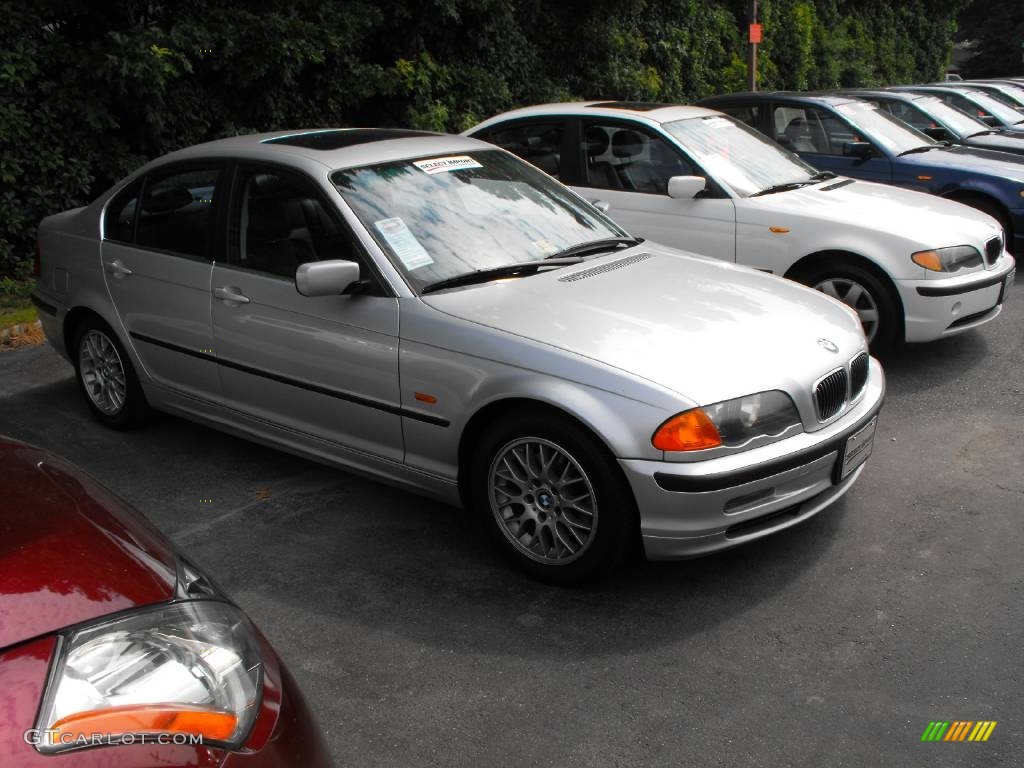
[467,102,1016,349]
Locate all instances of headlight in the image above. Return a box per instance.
[35,601,261,753]
[912,245,982,272]
[652,390,802,452]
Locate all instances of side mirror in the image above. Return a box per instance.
[666,175,708,199]
[843,141,874,160]
[296,259,361,297]
[922,126,949,141]
[589,199,611,213]
[981,115,999,127]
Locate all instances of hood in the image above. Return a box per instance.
[965,133,1024,156]
[423,243,865,407]
[0,438,177,649]
[900,144,1024,182]
[745,176,1003,246]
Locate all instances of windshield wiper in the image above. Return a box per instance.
[751,180,814,197]
[543,236,644,261]
[809,171,838,181]
[898,145,941,156]
[421,257,585,294]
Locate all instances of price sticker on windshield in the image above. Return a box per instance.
[413,155,483,175]
[374,217,433,270]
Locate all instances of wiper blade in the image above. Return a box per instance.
[898,145,940,156]
[751,180,814,197]
[809,171,838,181]
[420,257,584,294]
[543,236,644,261]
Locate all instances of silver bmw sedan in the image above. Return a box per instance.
[33,128,884,583]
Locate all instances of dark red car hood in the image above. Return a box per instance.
[0,437,177,649]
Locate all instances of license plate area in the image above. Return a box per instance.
[835,416,877,482]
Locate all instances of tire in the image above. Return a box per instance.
[796,260,901,353]
[73,318,151,429]
[469,409,637,585]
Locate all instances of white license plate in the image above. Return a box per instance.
[840,416,877,480]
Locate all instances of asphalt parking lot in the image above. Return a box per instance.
[2,280,1021,767]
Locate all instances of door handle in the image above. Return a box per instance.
[213,286,251,304]
[105,260,133,278]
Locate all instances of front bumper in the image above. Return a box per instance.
[623,359,884,560]
[897,253,1015,342]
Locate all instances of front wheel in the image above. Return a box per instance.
[470,411,636,585]
[797,262,901,352]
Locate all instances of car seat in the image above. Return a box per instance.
[584,126,621,189]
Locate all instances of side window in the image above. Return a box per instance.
[878,101,933,131]
[773,106,861,156]
[136,167,221,259]
[583,123,695,194]
[103,179,142,243]
[230,167,360,280]
[718,105,759,129]
[481,122,563,179]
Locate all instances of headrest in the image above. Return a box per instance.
[612,129,645,158]
[785,117,809,137]
[141,187,193,214]
[585,126,610,157]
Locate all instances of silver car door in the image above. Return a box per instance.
[100,164,221,400]
[210,163,403,461]
[571,120,737,261]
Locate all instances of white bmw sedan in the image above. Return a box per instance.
[466,102,1016,350]
[34,129,883,583]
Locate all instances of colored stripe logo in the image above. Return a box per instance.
[921,721,997,742]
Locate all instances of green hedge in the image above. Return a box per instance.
[0,0,964,276]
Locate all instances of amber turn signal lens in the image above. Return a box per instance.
[51,704,238,742]
[652,409,722,451]
[911,250,943,271]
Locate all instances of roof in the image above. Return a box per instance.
[148,128,490,173]
[698,91,858,107]
[466,101,721,134]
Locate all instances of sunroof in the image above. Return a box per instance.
[263,128,438,150]
[588,101,672,111]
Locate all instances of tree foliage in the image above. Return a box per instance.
[957,0,1024,78]
[0,0,965,275]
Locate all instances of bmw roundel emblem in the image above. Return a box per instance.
[817,338,839,354]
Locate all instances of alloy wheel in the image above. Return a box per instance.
[487,437,598,564]
[813,277,880,342]
[78,330,128,415]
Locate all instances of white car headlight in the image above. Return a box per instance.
[912,245,983,272]
[652,391,801,451]
[35,600,261,754]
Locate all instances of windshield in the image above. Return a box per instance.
[834,101,936,154]
[957,90,1024,125]
[331,150,626,292]
[914,96,990,137]
[662,114,817,197]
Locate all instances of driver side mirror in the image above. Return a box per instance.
[980,115,999,127]
[922,126,949,141]
[667,175,708,199]
[843,141,874,160]
[296,259,361,297]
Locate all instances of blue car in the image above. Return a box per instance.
[697,92,1024,252]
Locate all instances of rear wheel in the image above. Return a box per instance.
[470,410,636,585]
[797,261,900,352]
[73,319,150,429]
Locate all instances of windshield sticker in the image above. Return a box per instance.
[413,155,484,175]
[531,239,559,256]
[374,217,434,270]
